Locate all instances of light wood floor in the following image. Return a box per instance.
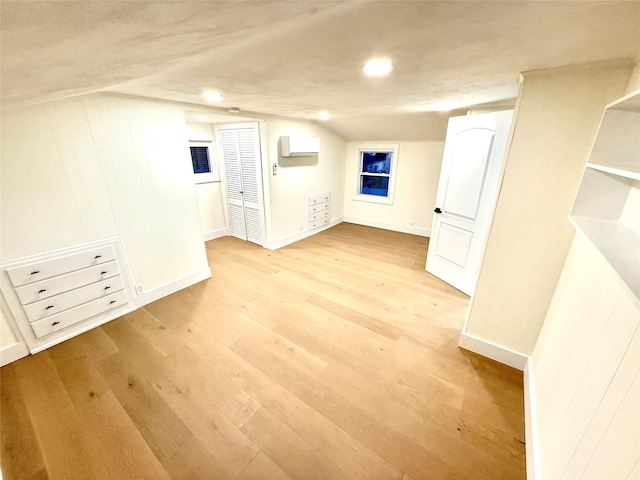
[1,223,525,480]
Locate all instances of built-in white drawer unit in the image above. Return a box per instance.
[309,202,330,214]
[30,290,127,339]
[309,209,330,222]
[15,261,119,305]
[310,218,330,230]
[6,245,115,287]
[1,238,134,354]
[307,192,331,233]
[23,276,124,322]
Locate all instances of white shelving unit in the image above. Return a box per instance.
[570,89,640,302]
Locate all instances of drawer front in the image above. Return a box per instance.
[309,210,330,222]
[310,218,330,230]
[30,290,127,339]
[308,194,330,206]
[23,276,124,322]
[309,202,329,214]
[15,261,119,305]
[7,245,115,287]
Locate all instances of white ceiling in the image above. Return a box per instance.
[2,1,639,140]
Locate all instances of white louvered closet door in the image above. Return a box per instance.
[217,124,264,246]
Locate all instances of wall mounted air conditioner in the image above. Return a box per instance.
[280,136,320,157]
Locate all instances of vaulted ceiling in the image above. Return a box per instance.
[2,1,639,140]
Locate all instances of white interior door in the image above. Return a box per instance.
[426,110,513,295]
[216,123,265,246]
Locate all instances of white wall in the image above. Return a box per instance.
[186,121,228,239]
[343,141,444,236]
[524,63,640,480]
[264,118,346,244]
[1,94,210,351]
[1,99,119,259]
[0,308,18,347]
[463,63,632,358]
[527,235,639,480]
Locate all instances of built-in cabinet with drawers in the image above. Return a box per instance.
[308,192,331,232]
[1,238,135,353]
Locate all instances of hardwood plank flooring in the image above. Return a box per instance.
[0,223,526,479]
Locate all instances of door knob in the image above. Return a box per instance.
[434,207,442,214]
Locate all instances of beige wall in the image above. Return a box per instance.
[186,121,228,237]
[464,63,632,357]
[1,95,209,350]
[525,63,640,480]
[264,118,346,243]
[343,141,444,236]
[329,113,448,142]
[626,61,640,93]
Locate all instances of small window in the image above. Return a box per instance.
[189,141,219,183]
[190,146,211,173]
[354,144,399,205]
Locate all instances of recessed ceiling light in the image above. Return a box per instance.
[362,60,393,77]
[318,111,331,120]
[197,115,209,121]
[203,91,223,102]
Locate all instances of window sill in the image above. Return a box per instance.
[194,173,220,185]
[353,194,394,205]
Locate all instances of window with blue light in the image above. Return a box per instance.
[353,144,399,205]
[360,151,393,197]
[188,140,219,184]
[190,146,211,174]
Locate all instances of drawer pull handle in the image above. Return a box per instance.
[51,321,60,326]
[94,255,102,259]
[45,305,54,310]
[100,271,108,275]
[104,286,111,290]
[31,270,40,275]
[38,289,47,293]
[109,300,117,304]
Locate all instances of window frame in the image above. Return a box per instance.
[353,143,399,205]
[189,140,220,184]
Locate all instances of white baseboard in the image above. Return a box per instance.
[263,217,343,251]
[524,362,539,480]
[343,216,430,237]
[203,227,229,242]
[458,330,528,370]
[134,267,212,307]
[0,341,30,367]
[263,230,310,251]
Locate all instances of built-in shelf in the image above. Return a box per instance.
[570,88,640,302]
[570,216,640,299]
[588,90,640,175]
[585,163,640,181]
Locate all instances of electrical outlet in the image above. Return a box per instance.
[135,284,144,295]
[410,222,415,227]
